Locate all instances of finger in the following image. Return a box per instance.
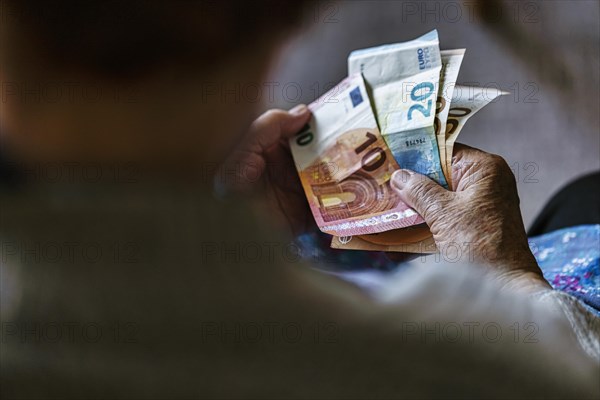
[450,143,483,190]
[216,107,310,196]
[452,143,488,164]
[248,106,311,152]
[390,169,453,225]
[451,143,506,191]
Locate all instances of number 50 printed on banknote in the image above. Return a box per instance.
[290,74,424,237]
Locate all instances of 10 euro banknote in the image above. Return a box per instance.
[290,73,423,236]
[289,30,506,242]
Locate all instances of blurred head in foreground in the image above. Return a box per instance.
[0,0,308,169]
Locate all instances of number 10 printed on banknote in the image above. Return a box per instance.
[290,31,449,237]
[290,74,424,237]
[290,30,506,250]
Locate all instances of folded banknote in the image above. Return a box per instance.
[437,49,465,182]
[290,74,423,236]
[348,30,446,186]
[336,85,508,253]
[290,30,506,251]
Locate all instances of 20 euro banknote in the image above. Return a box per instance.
[334,86,508,252]
[348,30,447,186]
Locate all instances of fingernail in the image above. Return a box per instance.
[289,104,308,116]
[391,169,413,190]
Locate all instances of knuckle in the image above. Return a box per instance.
[262,109,285,121]
[412,180,437,200]
[250,109,286,132]
[410,180,444,216]
[486,154,516,183]
[488,154,509,171]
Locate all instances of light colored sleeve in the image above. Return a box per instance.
[535,289,600,360]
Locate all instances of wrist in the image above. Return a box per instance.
[457,239,551,294]
[491,243,551,293]
[495,269,552,294]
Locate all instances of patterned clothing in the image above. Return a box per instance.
[297,224,600,317]
[529,225,600,315]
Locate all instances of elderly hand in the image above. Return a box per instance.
[391,144,550,293]
[215,105,314,236]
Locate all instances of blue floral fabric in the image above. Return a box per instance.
[529,225,600,315]
[297,225,600,316]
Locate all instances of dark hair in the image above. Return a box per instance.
[1,0,309,78]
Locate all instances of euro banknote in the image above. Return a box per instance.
[436,49,465,182]
[331,230,437,254]
[335,86,507,253]
[289,74,424,236]
[289,30,506,249]
[348,30,447,186]
[444,85,507,187]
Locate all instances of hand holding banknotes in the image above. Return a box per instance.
[216,105,314,235]
[391,143,551,293]
[219,30,550,292]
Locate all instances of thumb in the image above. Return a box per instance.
[390,170,453,224]
[216,106,310,197]
[248,105,311,151]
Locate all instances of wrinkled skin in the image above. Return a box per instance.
[220,108,550,293]
[391,144,550,293]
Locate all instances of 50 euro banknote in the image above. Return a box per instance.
[436,49,465,182]
[290,73,424,236]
